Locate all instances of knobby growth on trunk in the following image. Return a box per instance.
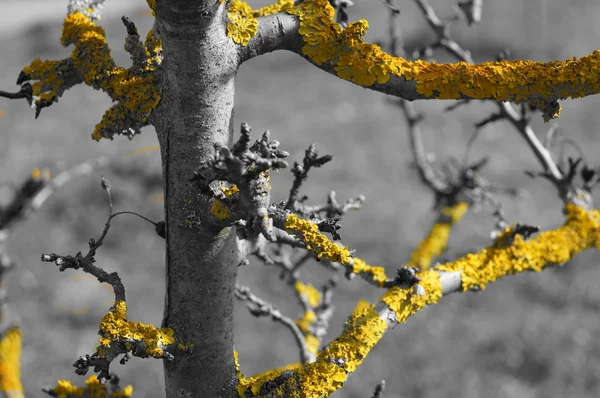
[1,0,600,397]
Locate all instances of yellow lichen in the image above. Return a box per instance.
[97,301,175,358]
[381,270,442,321]
[0,328,23,398]
[295,310,316,332]
[23,12,162,141]
[51,375,133,398]
[221,184,239,197]
[295,281,321,307]
[30,167,51,181]
[284,214,351,264]
[246,205,600,397]
[435,204,600,291]
[237,361,303,396]
[408,202,469,271]
[285,0,600,115]
[211,199,231,220]
[226,0,258,46]
[298,301,387,396]
[145,0,156,16]
[285,214,391,285]
[226,0,294,46]
[351,257,388,287]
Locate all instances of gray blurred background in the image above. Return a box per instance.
[1,0,600,397]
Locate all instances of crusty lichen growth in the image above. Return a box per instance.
[435,203,600,290]
[211,199,231,220]
[49,375,133,398]
[0,328,24,398]
[145,0,156,16]
[294,281,320,307]
[282,0,600,118]
[22,11,162,140]
[284,214,390,286]
[31,167,51,181]
[294,309,320,355]
[236,358,303,396]
[221,184,239,197]
[246,205,599,397]
[97,301,175,358]
[226,0,294,46]
[408,202,469,271]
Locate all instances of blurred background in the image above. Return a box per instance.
[1,0,600,397]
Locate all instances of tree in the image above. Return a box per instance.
[1,0,599,396]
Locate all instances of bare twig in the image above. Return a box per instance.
[235,284,313,364]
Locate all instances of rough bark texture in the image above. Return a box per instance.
[153,2,241,397]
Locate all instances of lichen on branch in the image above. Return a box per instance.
[284,213,390,286]
[43,374,133,398]
[435,203,600,290]
[226,0,294,46]
[97,300,175,359]
[407,202,469,271]
[241,204,600,396]
[17,8,162,140]
[0,328,23,398]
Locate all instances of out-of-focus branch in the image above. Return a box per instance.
[406,202,468,271]
[397,99,449,193]
[235,284,313,364]
[370,380,386,398]
[0,253,23,398]
[42,374,133,398]
[29,156,109,212]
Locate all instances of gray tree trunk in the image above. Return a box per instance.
[153,2,241,397]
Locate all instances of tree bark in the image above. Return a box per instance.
[153,3,241,397]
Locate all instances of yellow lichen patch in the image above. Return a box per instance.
[408,202,468,271]
[295,281,321,307]
[305,334,320,355]
[300,361,347,396]
[351,257,388,286]
[145,0,156,16]
[382,270,442,322]
[97,301,175,358]
[221,184,239,197]
[298,301,387,396]
[23,58,65,102]
[285,0,600,114]
[30,11,162,141]
[0,328,23,398]
[227,0,258,46]
[211,199,231,220]
[31,168,50,180]
[236,361,303,396]
[435,204,600,291]
[285,214,351,264]
[295,310,316,332]
[51,375,133,398]
[226,0,294,46]
[285,214,391,284]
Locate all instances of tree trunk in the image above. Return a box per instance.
[153,3,241,397]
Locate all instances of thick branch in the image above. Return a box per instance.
[240,204,600,396]
[243,2,600,121]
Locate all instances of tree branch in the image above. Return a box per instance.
[241,1,600,121]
